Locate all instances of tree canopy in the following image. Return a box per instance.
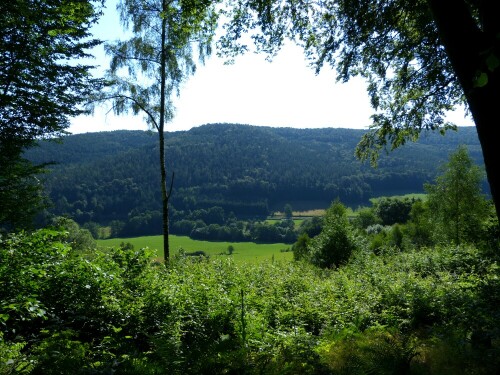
[0,0,103,229]
[26,125,487,238]
[308,200,358,268]
[101,0,218,259]
[218,0,500,220]
[0,0,102,148]
[425,145,488,245]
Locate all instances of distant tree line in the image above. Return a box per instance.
[293,146,497,267]
[25,124,487,239]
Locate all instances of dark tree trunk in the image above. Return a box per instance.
[159,130,170,261]
[468,73,500,221]
[159,0,170,262]
[428,0,500,220]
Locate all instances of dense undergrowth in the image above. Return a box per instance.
[1,229,499,374]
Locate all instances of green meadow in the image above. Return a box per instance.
[369,192,427,204]
[98,235,293,263]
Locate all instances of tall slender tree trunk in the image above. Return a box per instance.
[159,1,170,262]
[428,0,500,220]
[159,130,170,261]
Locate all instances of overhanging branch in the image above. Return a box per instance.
[89,94,159,131]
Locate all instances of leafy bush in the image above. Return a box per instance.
[318,326,419,374]
[365,223,386,235]
[353,206,381,229]
[1,227,499,373]
[308,201,359,268]
[0,332,32,374]
[374,197,418,226]
[297,216,323,238]
[292,233,310,261]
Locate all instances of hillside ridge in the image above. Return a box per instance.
[27,123,485,235]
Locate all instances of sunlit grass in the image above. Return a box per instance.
[98,235,293,264]
[370,193,427,204]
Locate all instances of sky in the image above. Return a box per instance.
[69,1,474,134]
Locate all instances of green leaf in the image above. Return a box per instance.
[0,314,9,322]
[473,71,488,87]
[486,53,500,72]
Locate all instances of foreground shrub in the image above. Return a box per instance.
[318,326,419,374]
[308,201,359,268]
[1,230,499,373]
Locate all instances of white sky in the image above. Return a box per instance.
[69,1,474,134]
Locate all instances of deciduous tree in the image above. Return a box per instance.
[102,0,218,260]
[0,152,46,231]
[219,0,500,221]
[0,0,103,229]
[308,200,358,268]
[374,197,417,226]
[425,146,488,245]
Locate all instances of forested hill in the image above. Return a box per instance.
[27,123,485,233]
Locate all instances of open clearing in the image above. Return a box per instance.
[98,235,293,263]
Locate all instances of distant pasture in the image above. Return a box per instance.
[98,235,293,264]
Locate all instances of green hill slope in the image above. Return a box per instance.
[27,123,486,235]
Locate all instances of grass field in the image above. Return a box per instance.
[369,193,427,204]
[97,193,426,264]
[98,235,293,264]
